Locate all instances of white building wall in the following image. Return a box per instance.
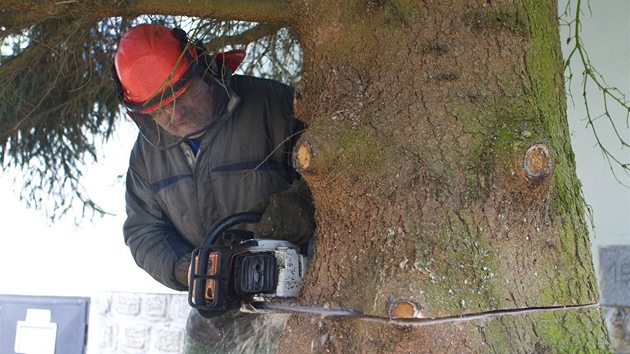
[561,1,630,351]
[561,0,630,276]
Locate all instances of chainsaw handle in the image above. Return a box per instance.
[201,212,262,247]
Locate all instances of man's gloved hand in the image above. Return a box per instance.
[250,179,316,245]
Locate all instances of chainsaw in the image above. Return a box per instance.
[187,212,311,318]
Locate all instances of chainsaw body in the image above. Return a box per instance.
[187,213,311,316]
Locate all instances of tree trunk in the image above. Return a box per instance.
[281,0,612,352]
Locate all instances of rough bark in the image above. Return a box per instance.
[280,0,612,352]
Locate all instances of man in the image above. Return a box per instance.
[112,23,315,352]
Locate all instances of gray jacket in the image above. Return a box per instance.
[123,75,300,291]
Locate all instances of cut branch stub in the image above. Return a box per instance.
[294,140,313,174]
[523,144,553,183]
[389,299,423,319]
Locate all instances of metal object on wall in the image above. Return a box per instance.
[600,246,630,307]
[0,295,90,354]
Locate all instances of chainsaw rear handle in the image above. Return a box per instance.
[201,212,262,247]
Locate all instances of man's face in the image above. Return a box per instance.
[150,78,213,138]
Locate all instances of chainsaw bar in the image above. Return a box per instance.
[243,302,364,317]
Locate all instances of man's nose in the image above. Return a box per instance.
[173,104,191,121]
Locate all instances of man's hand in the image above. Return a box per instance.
[250,180,316,245]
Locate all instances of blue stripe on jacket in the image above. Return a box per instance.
[163,223,194,258]
[151,174,192,194]
[150,160,290,194]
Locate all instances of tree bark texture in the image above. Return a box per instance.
[281,0,612,352]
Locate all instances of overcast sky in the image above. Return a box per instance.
[0,120,177,297]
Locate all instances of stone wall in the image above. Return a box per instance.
[87,292,189,354]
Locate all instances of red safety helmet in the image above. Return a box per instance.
[113,24,200,113]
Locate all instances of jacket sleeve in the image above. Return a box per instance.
[123,153,193,291]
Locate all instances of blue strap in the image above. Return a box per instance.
[185,139,200,155]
